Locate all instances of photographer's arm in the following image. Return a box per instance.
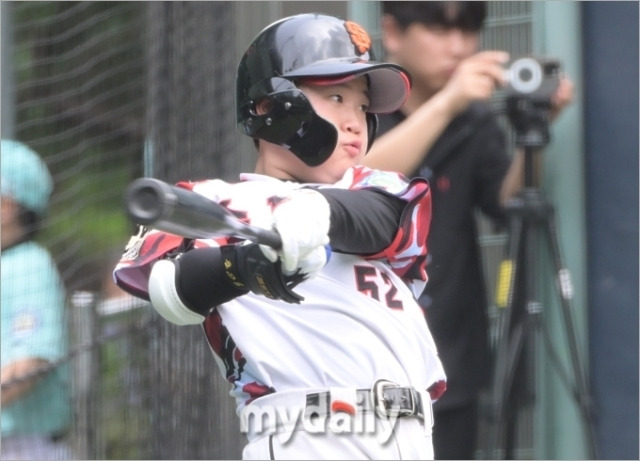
[363,92,458,175]
[364,51,508,175]
[499,148,525,206]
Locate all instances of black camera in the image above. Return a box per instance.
[504,56,561,106]
[501,56,562,147]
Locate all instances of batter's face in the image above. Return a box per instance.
[382,17,479,95]
[261,77,370,184]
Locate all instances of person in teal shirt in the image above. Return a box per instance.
[1,139,72,460]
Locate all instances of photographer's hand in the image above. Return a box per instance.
[549,76,574,122]
[437,50,510,116]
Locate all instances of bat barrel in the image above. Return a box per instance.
[124,177,283,250]
[125,178,171,225]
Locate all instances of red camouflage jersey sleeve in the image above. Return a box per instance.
[341,166,431,284]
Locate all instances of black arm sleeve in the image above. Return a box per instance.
[316,188,405,255]
[173,188,405,312]
[174,247,248,315]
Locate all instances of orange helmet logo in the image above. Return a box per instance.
[344,21,371,55]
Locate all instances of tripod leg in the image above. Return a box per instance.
[487,209,527,459]
[503,320,530,460]
[489,319,529,459]
[543,210,599,459]
[503,206,545,460]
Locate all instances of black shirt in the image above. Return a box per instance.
[378,102,510,409]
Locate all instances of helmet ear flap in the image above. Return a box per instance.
[238,86,338,167]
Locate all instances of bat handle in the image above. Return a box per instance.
[249,226,283,250]
[245,228,332,265]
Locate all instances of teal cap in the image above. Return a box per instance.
[1,139,53,215]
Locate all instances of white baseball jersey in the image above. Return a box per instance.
[115,166,447,415]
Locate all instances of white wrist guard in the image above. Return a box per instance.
[148,259,205,325]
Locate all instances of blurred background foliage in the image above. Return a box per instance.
[11,1,145,294]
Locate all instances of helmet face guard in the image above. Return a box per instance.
[236,14,410,166]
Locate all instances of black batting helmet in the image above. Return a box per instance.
[236,13,411,166]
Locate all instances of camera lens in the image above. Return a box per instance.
[509,57,542,94]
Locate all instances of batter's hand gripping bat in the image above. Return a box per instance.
[124,178,283,249]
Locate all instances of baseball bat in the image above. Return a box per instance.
[124,178,283,249]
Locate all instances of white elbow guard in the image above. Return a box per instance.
[148,259,205,326]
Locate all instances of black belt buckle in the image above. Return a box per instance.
[372,379,417,419]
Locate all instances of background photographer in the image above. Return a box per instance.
[362,2,573,459]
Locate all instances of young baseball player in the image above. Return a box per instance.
[114,13,446,459]
[1,140,72,460]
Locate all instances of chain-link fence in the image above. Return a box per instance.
[4,2,243,458]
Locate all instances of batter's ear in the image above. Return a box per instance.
[255,98,274,116]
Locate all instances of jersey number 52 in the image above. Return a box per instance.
[354,265,403,310]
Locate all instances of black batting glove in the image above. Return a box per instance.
[220,243,306,304]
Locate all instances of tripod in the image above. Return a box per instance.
[485,98,598,459]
